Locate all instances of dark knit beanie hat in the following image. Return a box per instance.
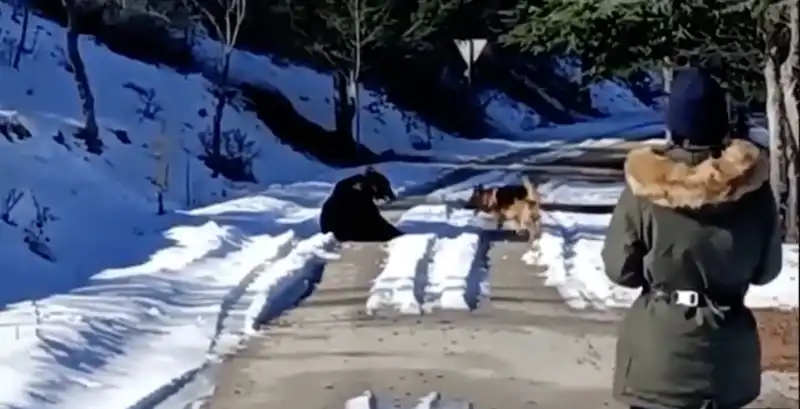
[666,67,729,146]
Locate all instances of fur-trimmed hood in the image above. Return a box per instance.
[624,139,769,208]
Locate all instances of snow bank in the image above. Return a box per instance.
[535,208,799,311]
[0,194,329,408]
[244,232,340,333]
[424,208,487,311]
[426,233,482,311]
[367,235,436,315]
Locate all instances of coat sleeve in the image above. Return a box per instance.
[751,186,783,286]
[602,187,647,288]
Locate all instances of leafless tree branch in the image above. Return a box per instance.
[185,0,246,54]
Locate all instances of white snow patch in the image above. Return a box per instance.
[537,180,625,206]
[425,233,482,311]
[541,230,799,310]
[367,234,435,316]
[553,58,655,115]
[590,80,653,115]
[368,205,491,315]
[366,205,451,315]
[423,208,486,312]
[345,391,474,409]
[244,233,340,333]
[744,244,799,309]
[345,390,379,409]
[0,196,309,409]
[484,92,542,134]
[532,193,800,310]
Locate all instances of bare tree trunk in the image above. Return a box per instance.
[352,0,361,146]
[782,2,800,157]
[333,71,355,139]
[351,70,361,145]
[211,52,232,160]
[157,192,165,215]
[663,63,674,142]
[62,0,101,154]
[185,148,192,208]
[765,45,786,212]
[12,0,29,69]
[780,1,799,242]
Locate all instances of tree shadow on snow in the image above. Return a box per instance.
[0,215,191,309]
[239,83,379,167]
[252,260,327,328]
[3,206,323,406]
[0,207,319,310]
[25,274,240,405]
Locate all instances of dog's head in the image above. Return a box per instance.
[362,166,396,202]
[465,184,496,213]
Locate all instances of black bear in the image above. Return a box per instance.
[319,167,404,242]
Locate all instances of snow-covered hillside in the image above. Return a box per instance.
[195,38,663,156]
[0,0,670,309]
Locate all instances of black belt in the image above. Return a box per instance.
[649,288,746,327]
[649,289,744,307]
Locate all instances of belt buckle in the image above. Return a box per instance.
[673,290,700,307]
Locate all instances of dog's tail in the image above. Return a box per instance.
[521,176,540,203]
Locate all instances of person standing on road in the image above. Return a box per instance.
[601,66,784,409]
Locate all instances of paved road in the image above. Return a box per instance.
[203,217,798,409]
[202,153,798,409]
[205,232,626,409]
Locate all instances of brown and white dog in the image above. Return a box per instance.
[466,176,542,243]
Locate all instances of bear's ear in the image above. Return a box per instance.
[364,166,377,175]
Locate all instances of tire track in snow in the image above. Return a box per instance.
[541,213,630,312]
[423,210,490,313]
[366,205,491,316]
[77,230,300,409]
[366,204,442,315]
[140,232,336,409]
[366,233,436,315]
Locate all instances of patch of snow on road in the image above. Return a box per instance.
[366,234,435,315]
[515,111,663,142]
[368,205,491,315]
[425,233,482,311]
[527,229,590,310]
[537,180,625,206]
[367,204,448,316]
[245,233,340,333]
[345,390,474,409]
[424,209,486,312]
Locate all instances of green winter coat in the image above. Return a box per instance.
[602,139,783,409]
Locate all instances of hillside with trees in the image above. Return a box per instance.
[12,0,799,242]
